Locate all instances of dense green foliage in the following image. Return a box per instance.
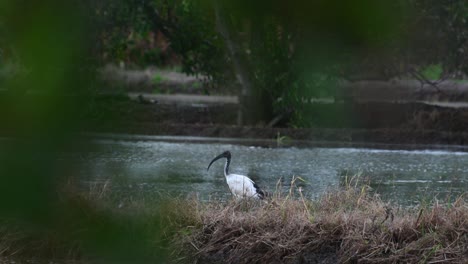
[76,0,468,124]
[1,0,468,124]
[84,0,227,85]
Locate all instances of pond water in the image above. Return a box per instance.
[75,135,468,206]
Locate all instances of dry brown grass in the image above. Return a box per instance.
[0,178,465,263]
[168,178,468,264]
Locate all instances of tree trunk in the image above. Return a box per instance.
[214,3,259,126]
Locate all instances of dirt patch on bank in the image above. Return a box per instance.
[81,95,468,146]
[89,67,468,146]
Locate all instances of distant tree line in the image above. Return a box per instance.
[86,0,468,124]
[1,0,467,125]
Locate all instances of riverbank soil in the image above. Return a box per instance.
[80,68,468,145]
[82,95,468,145]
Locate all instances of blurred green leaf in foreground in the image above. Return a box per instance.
[0,0,168,262]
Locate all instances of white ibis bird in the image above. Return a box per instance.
[207,151,265,199]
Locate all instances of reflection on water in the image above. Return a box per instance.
[74,137,468,206]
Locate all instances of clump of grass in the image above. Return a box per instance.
[168,178,468,263]
[0,178,465,263]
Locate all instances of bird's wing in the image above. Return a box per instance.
[252,182,266,199]
[227,174,263,199]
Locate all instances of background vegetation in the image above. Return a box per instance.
[2,1,468,125]
[0,0,467,262]
[90,1,468,124]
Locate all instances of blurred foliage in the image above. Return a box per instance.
[421,64,443,80]
[156,0,227,84]
[82,0,228,86]
[4,0,466,125]
[87,0,170,66]
[210,0,402,124]
[0,0,168,262]
[403,0,468,77]
[0,0,467,261]
[212,0,468,125]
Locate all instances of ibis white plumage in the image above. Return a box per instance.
[207,151,265,199]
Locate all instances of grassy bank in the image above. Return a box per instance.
[167,181,468,263]
[0,179,466,263]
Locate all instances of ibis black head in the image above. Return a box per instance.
[207,151,231,171]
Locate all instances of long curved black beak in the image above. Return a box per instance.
[206,151,231,171]
[207,153,226,171]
